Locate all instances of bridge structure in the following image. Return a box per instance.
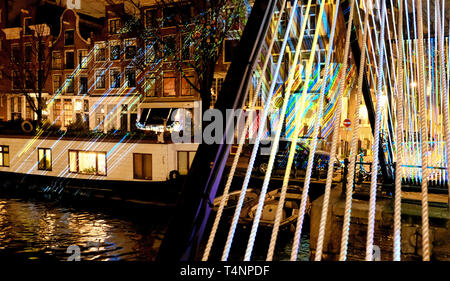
[158,0,450,261]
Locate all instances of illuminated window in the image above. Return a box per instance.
[53,99,62,126]
[0,145,10,167]
[52,51,62,69]
[69,150,106,176]
[38,148,52,171]
[64,99,73,126]
[177,151,195,175]
[145,73,158,97]
[181,71,195,96]
[95,43,106,61]
[133,153,152,180]
[53,75,62,93]
[95,69,106,89]
[163,71,176,96]
[78,49,88,68]
[109,18,120,34]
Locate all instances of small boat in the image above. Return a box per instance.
[213,185,310,230]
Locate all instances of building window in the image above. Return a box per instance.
[109,18,120,34]
[78,49,88,69]
[52,51,62,69]
[95,70,106,89]
[163,35,176,61]
[24,17,32,35]
[53,99,62,126]
[79,76,88,94]
[163,71,176,96]
[145,73,157,97]
[64,30,74,46]
[133,153,152,180]
[177,151,195,175]
[64,99,73,126]
[125,68,136,88]
[10,97,22,120]
[12,71,21,89]
[110,43,121,60]
[65,51,75,69]
[69,150,107,176]
[181,33,193,61]
[25,72,34,89]
[26,100,34,120]
[224,39,239,63]
[25,44,32,62]
[66,75,74,93]
[53,75,62,93]
[110,69,121,88]
[145,9,158,28]
[0,145,10,167]
[181,71,195,96]
[11,45,20,62]
[125,39,136,60]
[95,43,106,61]
[38,148,52,171]
[163,6,177,27]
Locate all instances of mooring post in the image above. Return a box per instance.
[341,158,349,198]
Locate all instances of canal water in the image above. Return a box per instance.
[0,196,310,261]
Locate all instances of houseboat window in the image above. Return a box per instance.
[69,150,106,176]
[38,148,52,171]
[133,153,152,180]
[177,151,195,175]
[0,145,10,167]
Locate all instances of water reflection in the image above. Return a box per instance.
[0,198,168,261]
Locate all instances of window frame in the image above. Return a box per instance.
[133,153,152,180]
[95,69,106,89]
[0,145,10,167]
[110,68,121,89]
[68,149,107,176]
[37,147,52,171]
[64,29,75,46]
[64,50,75,69]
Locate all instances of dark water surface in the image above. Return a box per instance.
[0,196,310,261]
[0,197,170,261]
